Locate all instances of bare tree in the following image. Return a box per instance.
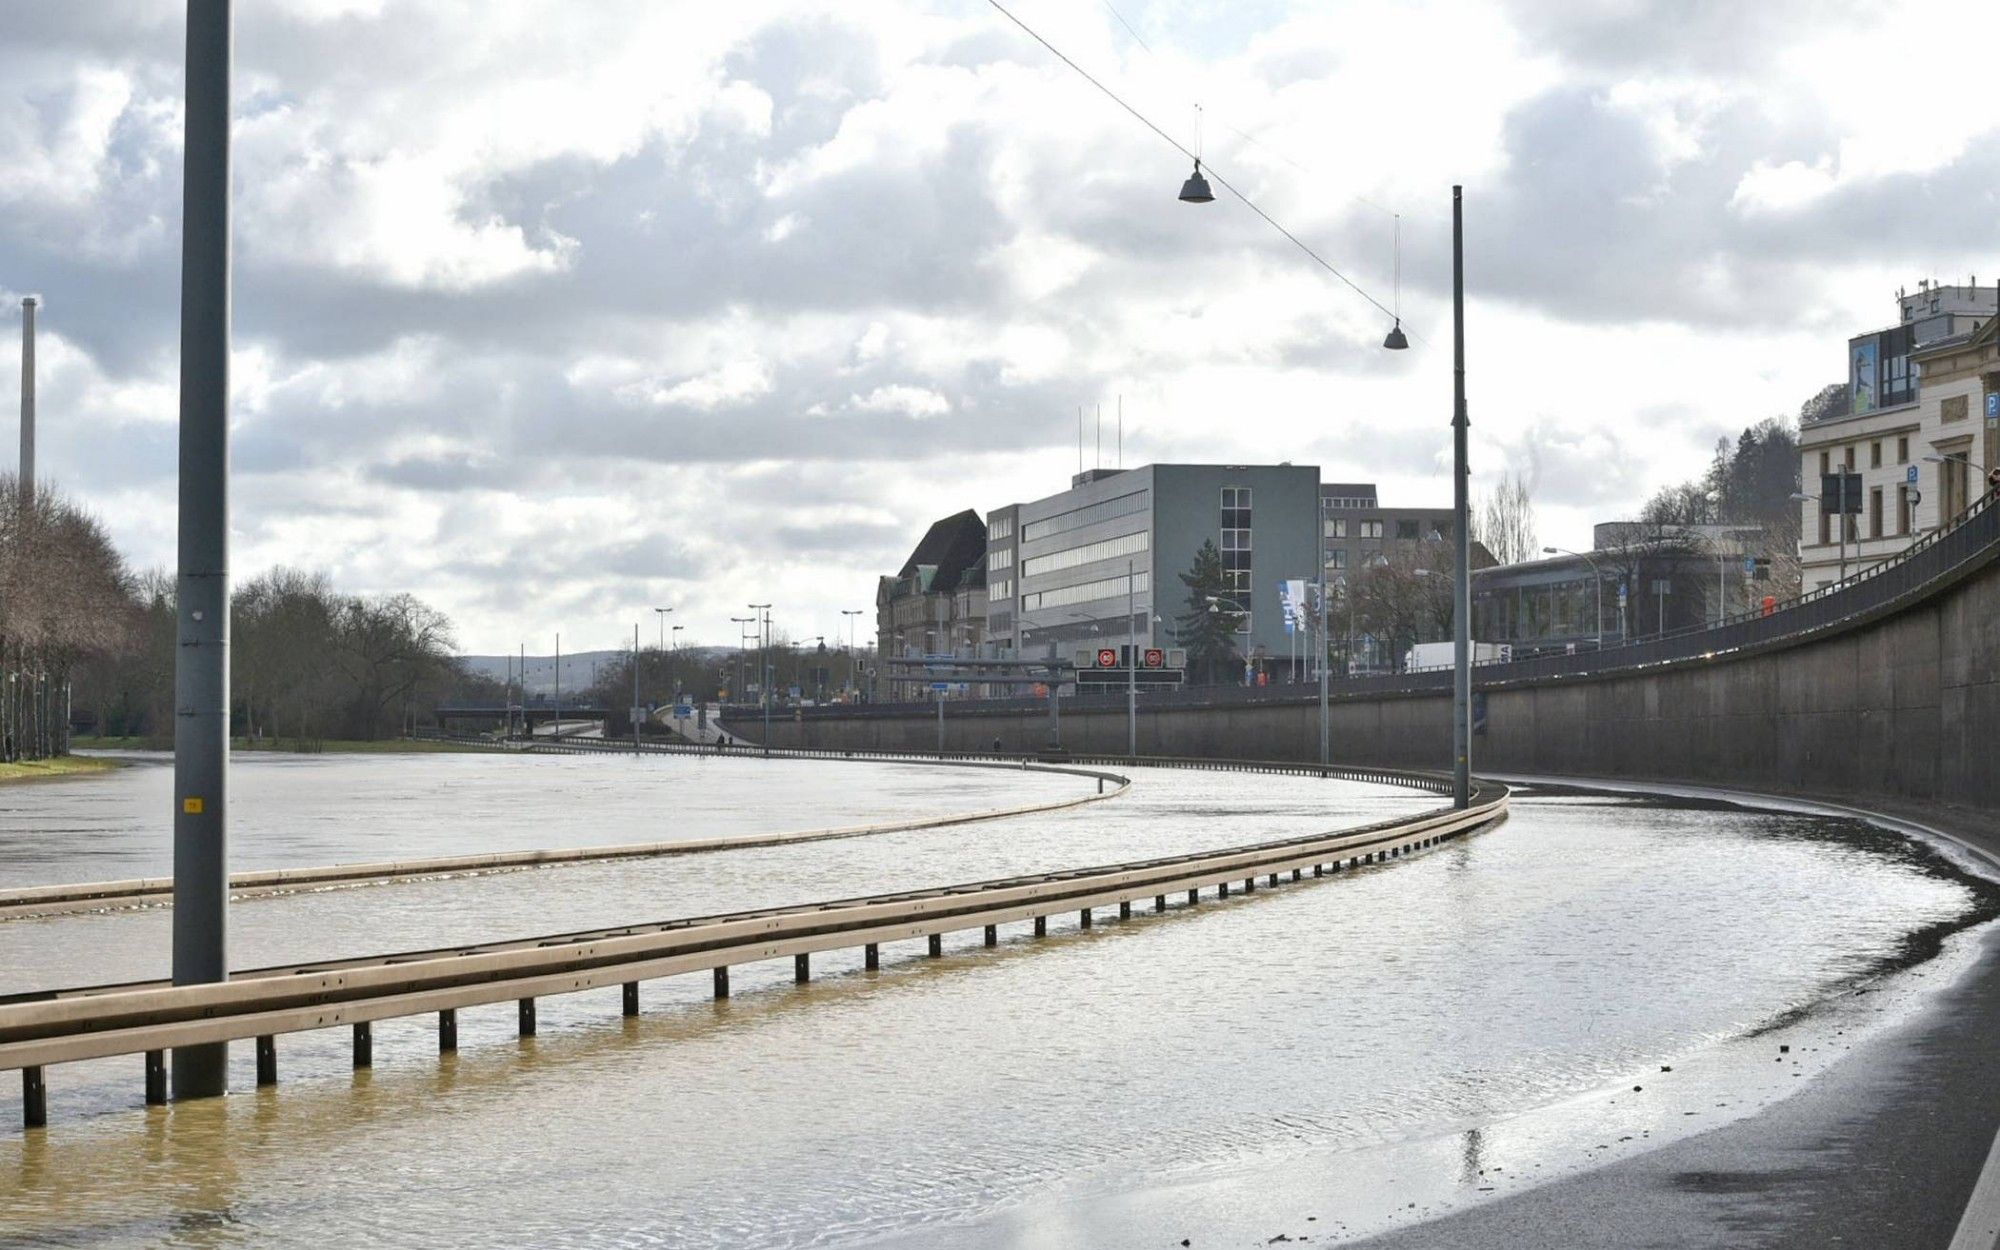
[1474,472,1539,566]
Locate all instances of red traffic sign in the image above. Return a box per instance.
[1096,648,1118,669]
[1143,648,1165,669]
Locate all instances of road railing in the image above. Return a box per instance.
[0,773,1505,1126]
[0,758,1135,921]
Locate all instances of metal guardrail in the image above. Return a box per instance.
[0,765,1503,1126]
[771,490,2000,719]
[512,734,1454,795]
[0,758,1134,920]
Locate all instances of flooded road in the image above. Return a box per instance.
[0,757,1992,1248]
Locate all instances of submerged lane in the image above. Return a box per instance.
[0,768,1990,1250]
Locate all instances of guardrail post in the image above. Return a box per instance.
[1218,881,1229,897]
[928,934,943,957]
[145,1051,167,1105]
[1244,877,1255,893]
[22,1067,46,1128]
[352,1022,372,1069]
[1291,869,1301,882]
[1117,901,1130,920]
[1187,888,1198,905]
[1313,864,1323,877]
[1033,916,1046,937]
[983,924,997,947]
[1079,908,1093,929]
[794,953,811,984]
[864,943,879,970]
[255,1035,276,1086]
[1154,894,1165,913]
[622,982,639,1016]
[439,1009,457,1052]
[517,998,536,1037]
[713,966,730,999]
[1269,873,1279,887]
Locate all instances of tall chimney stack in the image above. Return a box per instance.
[18,296,34,509]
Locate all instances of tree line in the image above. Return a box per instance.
[76,567,488,745]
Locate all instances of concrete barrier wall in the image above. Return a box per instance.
[735,552,1999,810]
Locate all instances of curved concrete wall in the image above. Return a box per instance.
[736,550,1999,810]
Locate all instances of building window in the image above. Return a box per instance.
[1019,529,1148,578]
[1394,519,1417,540]
[1221,486,1253,599]
[1022,491,1147,543]
[1325,549,1348,571]
[1844,446,1856,471]
[1360,520,1384,539]
[1897,485,1913,535]
[1869,487,1883,538]
[1818,449,1830,477]
[1018,571,1148,612]
[1325,518,1347,539]
[990,578,1011,600]
[988,517,1014,541]
[1898,436,1909,464]
[988,548,1013,572]
[1871,441,1882,468]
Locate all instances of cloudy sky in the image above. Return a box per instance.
[3,0,1997,654]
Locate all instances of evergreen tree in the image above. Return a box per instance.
[1176,539,1244,684]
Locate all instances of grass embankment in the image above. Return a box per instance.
[70,735,494,755]
[0,755,123,783]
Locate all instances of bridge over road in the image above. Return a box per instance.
[731,490,2000,816]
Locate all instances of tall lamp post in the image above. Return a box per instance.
[669,624,684,703]
[749,603,772,755]
[1543,547,1606,650]
[652,606,672,701]
[1178,171,1453,799]
[841,608,864,696]
[172,0,233,1102]
[730,616,754,707]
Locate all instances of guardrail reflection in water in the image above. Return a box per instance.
[0,758,1504,1127]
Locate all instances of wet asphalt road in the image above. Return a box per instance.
[1359,797,2000,1250]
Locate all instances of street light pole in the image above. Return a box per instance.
[631,622,641,752]
[1450,185,1472,811]
[1317,567,1329,768]
[749,603,772,755]
[171,0,234,1101]
[1127,558,1138,758]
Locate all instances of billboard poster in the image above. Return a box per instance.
[1851,338,1879,413]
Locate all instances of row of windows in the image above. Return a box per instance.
[988,548,1013,572]
[988,516,1014,541]
[991,577,1012,600]
[1020,571,1150,612]
[1221,527,1251,552]
[1022,491,1147,543]
[1323,495,1370,510]
[1819,438,1912,475]
[1020,529,1148,578]
[1221,486,1253,509]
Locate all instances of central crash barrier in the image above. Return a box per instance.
[1,769,1505,1127]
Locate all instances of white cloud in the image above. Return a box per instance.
[4,0,1997,653]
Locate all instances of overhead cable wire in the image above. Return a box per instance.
[984,0,1399,326]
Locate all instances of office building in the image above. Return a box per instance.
[984,463,1322,672]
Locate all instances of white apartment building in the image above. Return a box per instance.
[1798,282,1999,591]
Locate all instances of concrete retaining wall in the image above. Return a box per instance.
[735,552,1999,810]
